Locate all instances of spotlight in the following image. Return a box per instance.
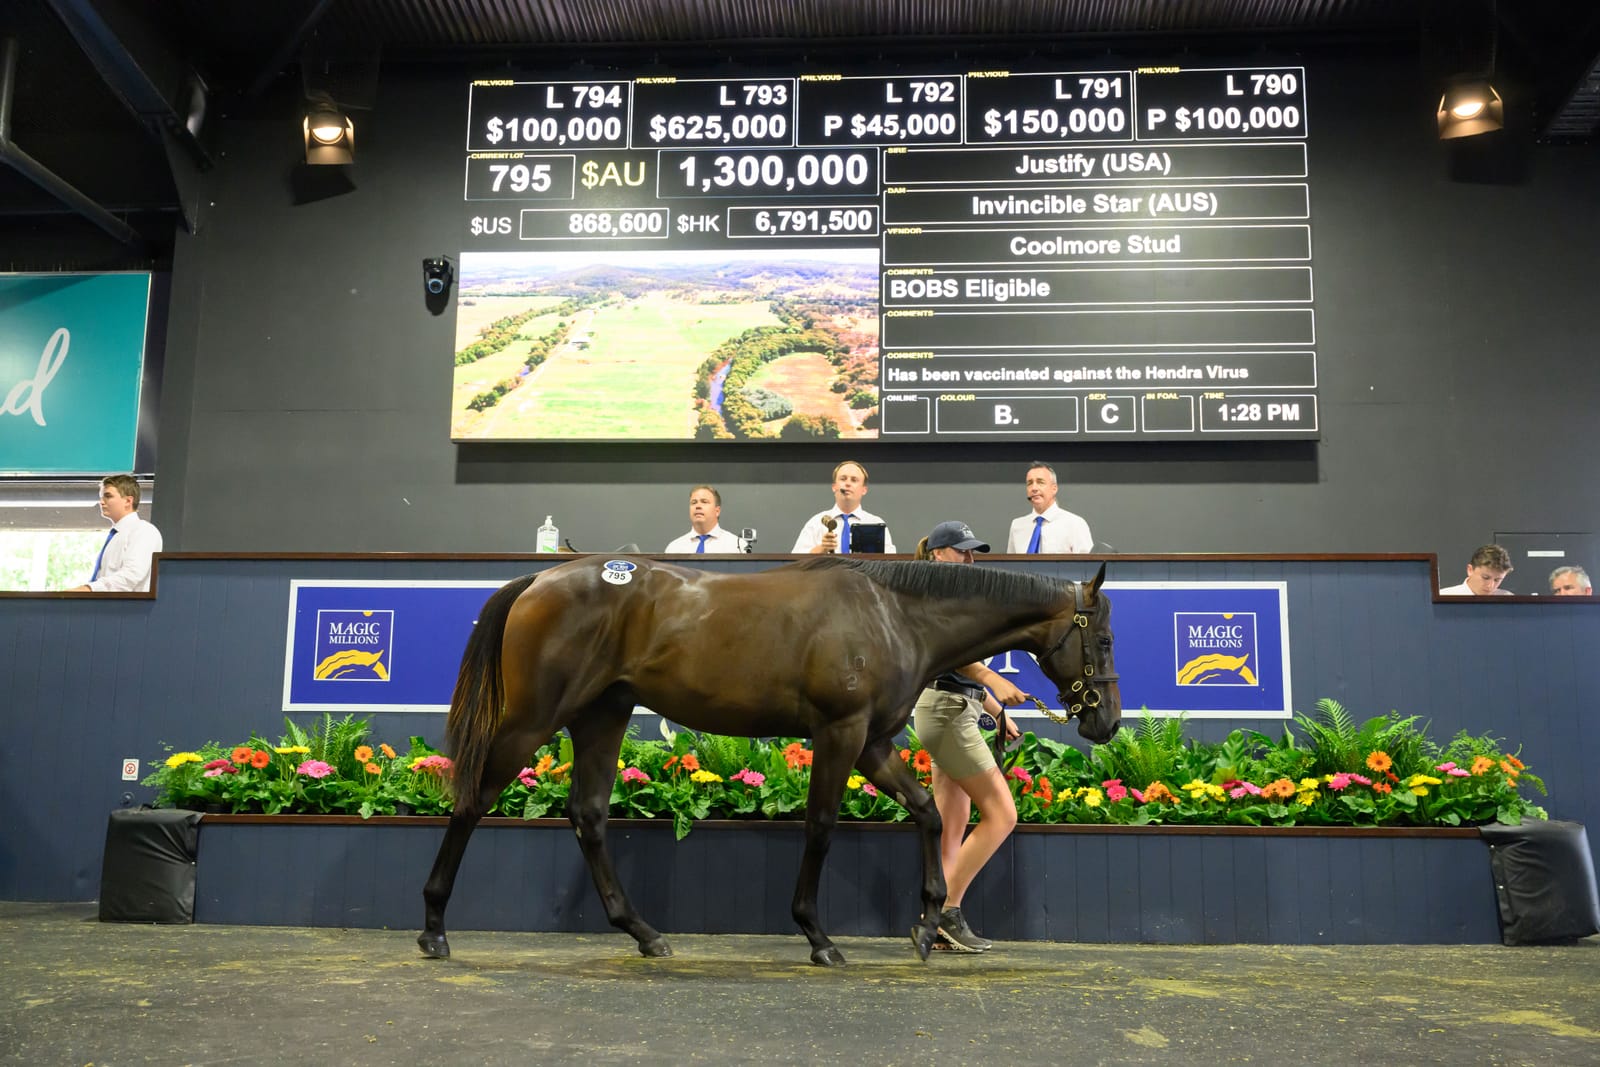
[303,99,354,164]
[423,256,454,296]
[1437,79,1504,139]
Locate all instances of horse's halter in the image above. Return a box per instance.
[1031,580,1119,724]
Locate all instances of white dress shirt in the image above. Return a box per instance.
[1438,582,1512,596]
[791,507,897,554]
[664,525,744,554]
[87,511,163,592]
[1006,503,1094,554]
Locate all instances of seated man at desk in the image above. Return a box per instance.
[1439,544,1514,596]
[663,485,742,553]
[1549,565,1593,596]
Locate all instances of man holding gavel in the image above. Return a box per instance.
[790,460,897,554]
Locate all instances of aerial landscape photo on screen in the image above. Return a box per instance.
[449,249,881,441]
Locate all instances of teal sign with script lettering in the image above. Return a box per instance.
[0,273,151,474]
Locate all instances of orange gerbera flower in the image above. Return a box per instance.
[231,745,253,765]
[1141,781,1176,804]
[680,753,700,773]
[1372,781,1392,795]
[354,745,374,763]
[1470,755,1495,776]
[1260,777,1297,801]
[899,748,911,763]
[379,743,397,759]
[783,742,812,770]
[249,749,271,769]
[365,762,381,775]
[1507,755,1526,770]
[551,761,572,780]
[1365,751,1392,773]
[1499,760,1519,778]
[1036,775,1054,805]
[532,753,554,778]
[913,750,932,773]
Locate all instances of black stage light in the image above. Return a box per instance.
[303,99,354,164]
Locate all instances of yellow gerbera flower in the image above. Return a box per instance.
[690,770,723,784]
[846,774,865,790]
[165,752,202,768]
[1083,788,1104,808]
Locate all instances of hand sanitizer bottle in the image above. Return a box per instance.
[536,515,560,553]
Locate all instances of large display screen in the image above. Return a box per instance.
[451,64,1316,443]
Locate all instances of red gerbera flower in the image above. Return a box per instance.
[249,749,271,769]
[912,750,932,773]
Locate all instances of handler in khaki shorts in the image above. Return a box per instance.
[909,520,1029,953]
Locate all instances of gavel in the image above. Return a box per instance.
[820,514,837,553]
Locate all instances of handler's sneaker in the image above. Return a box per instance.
[936,906,992,952]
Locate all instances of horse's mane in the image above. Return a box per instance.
[789,555,1068,608]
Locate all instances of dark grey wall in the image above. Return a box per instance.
[153,53,1600,584]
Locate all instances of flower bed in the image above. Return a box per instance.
[146,700,1547,838]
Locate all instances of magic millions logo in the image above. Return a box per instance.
[1174,612,1258,686]
[313,609,394,681]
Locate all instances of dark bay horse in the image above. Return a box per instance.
[419,555,1121,965]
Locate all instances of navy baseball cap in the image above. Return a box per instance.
[926,521,989,552]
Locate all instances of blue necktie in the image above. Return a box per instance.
[91,528,117,580]
[838,513,852,554]
[695,534,710,554]
[1026,515,1044,554]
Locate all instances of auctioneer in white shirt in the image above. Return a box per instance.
[791,508,897,554]
[1006,503,1093,554]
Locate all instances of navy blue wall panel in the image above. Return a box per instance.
[190,821,1499,945]
[2,554,1595,947]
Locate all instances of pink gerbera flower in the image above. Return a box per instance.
[296,759,334,779]
[621,767,650,784]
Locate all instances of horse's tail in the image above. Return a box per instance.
[446,573,539,802]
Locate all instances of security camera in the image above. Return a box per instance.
[422,256,454,296]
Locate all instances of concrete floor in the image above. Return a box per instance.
[2,902,1598,1066]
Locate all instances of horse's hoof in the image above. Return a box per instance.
[417,932,450,959]
[810,945,847,966]
[910,924,937,961]
[638,937,673,958]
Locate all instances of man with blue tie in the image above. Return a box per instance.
[792,460,897,554]
[73,474,163,592]
[1005,461,1093,555]
[664,485,742,553]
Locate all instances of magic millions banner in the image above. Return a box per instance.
[0,273,151,474]
[283,578,1291,718]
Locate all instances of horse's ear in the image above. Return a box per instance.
[1086,562,1107,602]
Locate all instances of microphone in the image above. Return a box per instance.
[739,527,758,553]
[563,538,580,553]
[820,514,837,553]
